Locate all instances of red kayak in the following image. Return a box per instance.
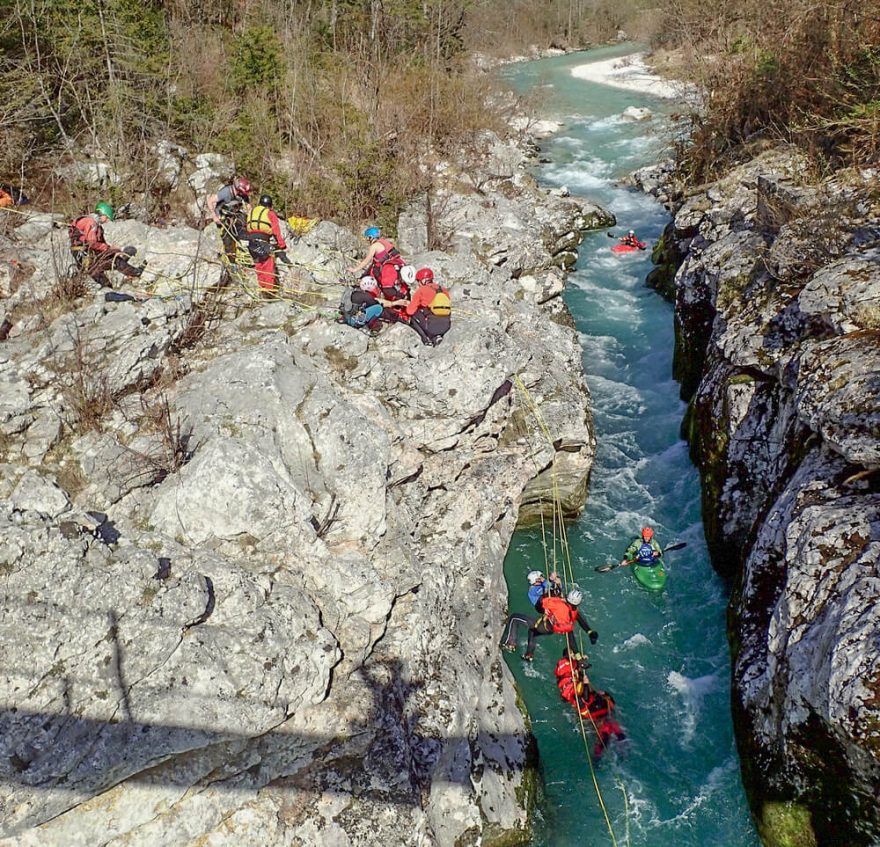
[611,241,646,254]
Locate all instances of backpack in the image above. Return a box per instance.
[429,287,451,316]
[339,287,361,319]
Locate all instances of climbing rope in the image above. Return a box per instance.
[512,373,630,847]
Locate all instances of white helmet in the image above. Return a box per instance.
[567,588,583,606]
[359,276,378,292]
[527,570,544,585]
[400,265,416,285]
[628,229,635,236]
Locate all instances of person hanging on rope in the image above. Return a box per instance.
[501,569,562,653]
[621,525,662,567]
[554,650,625,757]
[522,587,598,661]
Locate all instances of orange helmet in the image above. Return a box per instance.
[641,526,654,541]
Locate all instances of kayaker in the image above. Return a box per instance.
[523,588,598,660]
[621,526,662,567]
[619,230,646,249]
[501,569,561,653]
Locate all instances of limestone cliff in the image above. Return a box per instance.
[0,133,604,845]
[637,149,880,846]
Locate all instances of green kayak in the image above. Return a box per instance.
[633,559,667,591]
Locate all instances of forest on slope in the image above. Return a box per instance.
[1,0,877,228]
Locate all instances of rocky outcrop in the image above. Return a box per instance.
[0,133,601,846]
[655,146,880,846]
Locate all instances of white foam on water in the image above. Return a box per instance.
[667,671,720,744]
[585,113,628,132]
[615,633,652,652]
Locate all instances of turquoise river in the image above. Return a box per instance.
[501,45,762,847]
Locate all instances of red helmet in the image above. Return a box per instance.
[415,268,434,282]
[641,526,654,541]
[233,176,251,198]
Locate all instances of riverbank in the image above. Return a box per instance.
[570,51,681,99]
[0,130,609,845]
[638,147,880,846]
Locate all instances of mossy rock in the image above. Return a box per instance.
[758,801,818,847]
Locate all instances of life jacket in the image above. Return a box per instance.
[558,675,577,705]
[580,690,613,720]
[541,596,578,634]
[69,215,101,251]
[428,284,451,317]
[637,543,656,564]
[372,237,404,270]
[554,657,581,682]
[247,205,274,236]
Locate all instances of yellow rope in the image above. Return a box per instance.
[512,373,623,847]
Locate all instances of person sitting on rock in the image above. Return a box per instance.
[346,226,406,290]
[621,526,662,566]
[207,175,251,264]
[401,267,451,347]
[246,194,291,294]
[619,230,646,249]
[68,203,143,288]
[501,569,562,653]
[522,588,598,660]
[338,277,385,334]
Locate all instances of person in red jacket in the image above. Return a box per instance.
[522,588,598,660]
[619,230,646,250]
[403,267,451,346]
[68,202,143,287]
[554,651,626,758]
[246,194,291,293]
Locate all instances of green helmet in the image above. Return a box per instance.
[95,202,114,220]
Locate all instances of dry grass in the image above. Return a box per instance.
[657,0,880,179]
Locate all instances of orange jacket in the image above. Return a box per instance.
[406,282,449,317]
[540,596,579,633]
[0,189,13,208]
[71,215,110,252]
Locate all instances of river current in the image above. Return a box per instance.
[501,45,761,847]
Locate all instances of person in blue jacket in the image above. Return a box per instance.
[501,570,561,653]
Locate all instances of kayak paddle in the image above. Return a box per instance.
[594,540,687,573]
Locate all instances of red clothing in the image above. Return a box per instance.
[539,596,579,634]
[247,208,285,290]
[72,215,111,252]
[254,256,277,290]
[406,282,449,317]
